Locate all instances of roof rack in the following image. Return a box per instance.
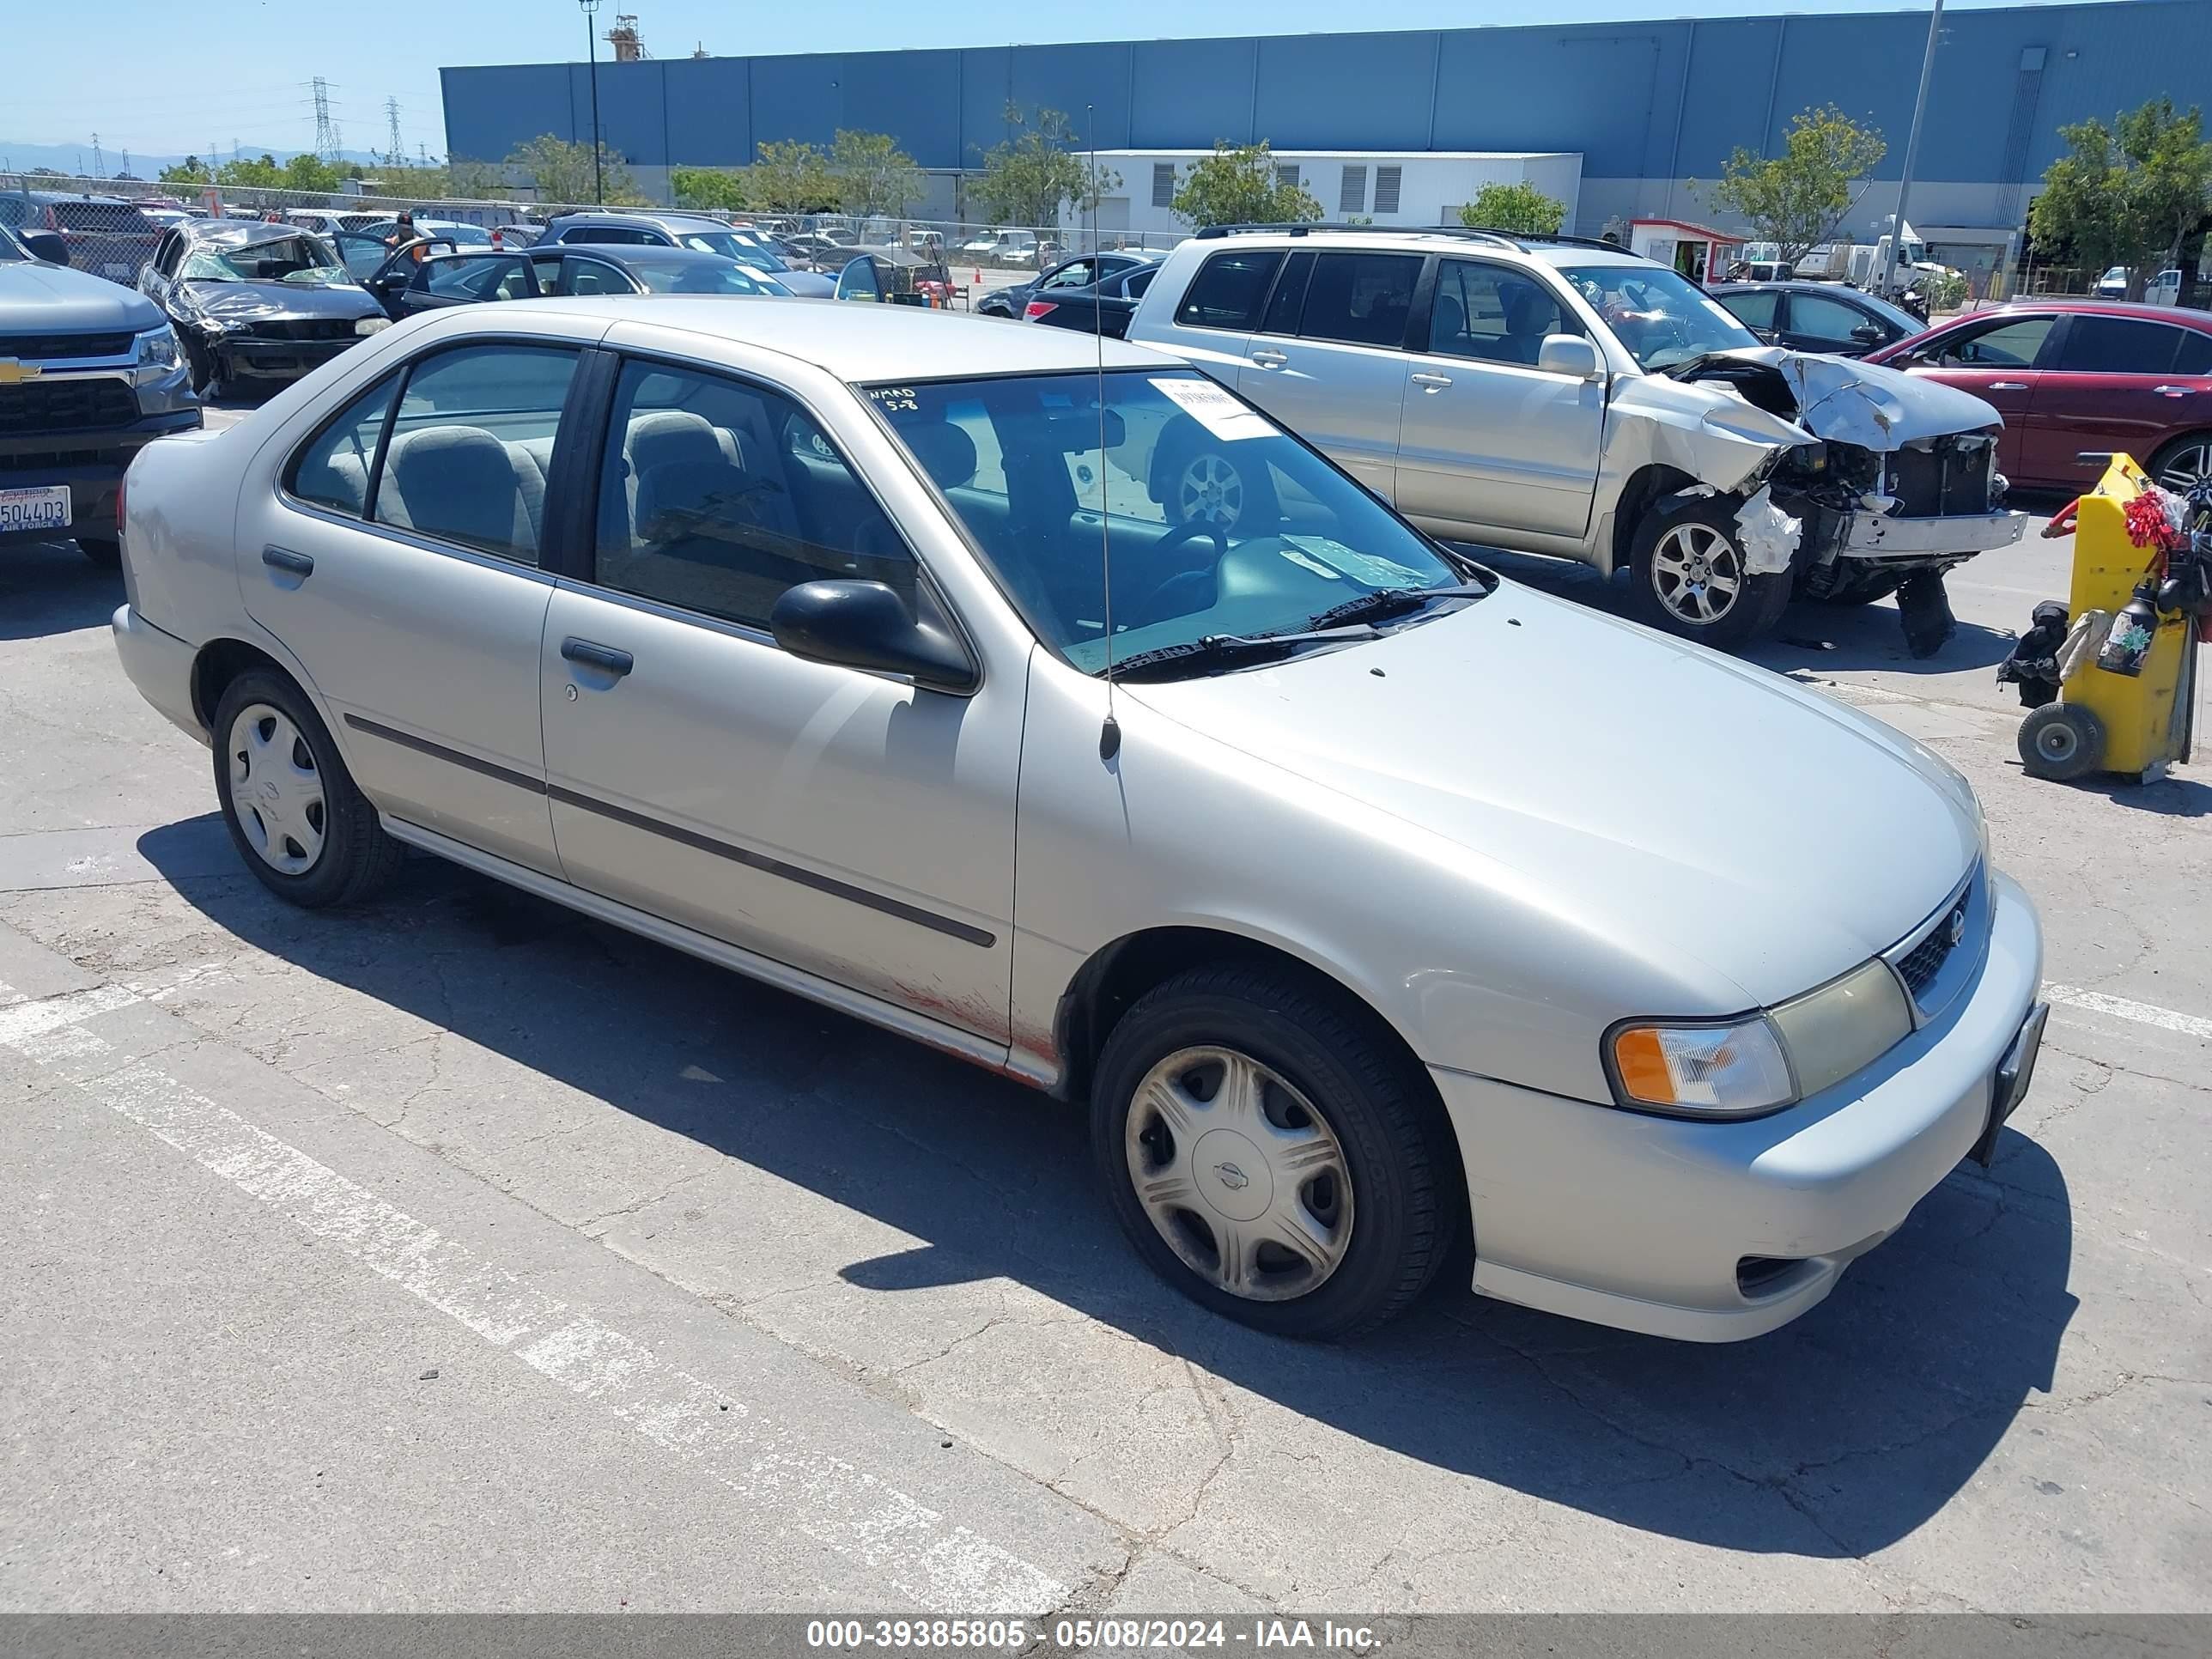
[1191,222,1626,255]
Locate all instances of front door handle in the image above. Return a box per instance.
[1249,348,1287,368]
[2152,385,2196,397]
[261,545,314,577]
[1988,380,2029,392]
[561,636,634,678]
[1410,371,1453,391]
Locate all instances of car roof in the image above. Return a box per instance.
[555,244,744,266]
[1990,296,2212,329]
[1711,280,1878,295]
[1177,225,1653,270]
[480,296,1169,381]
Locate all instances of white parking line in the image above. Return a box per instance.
[2045,982,2212,1042]
[0,977,1072,1614]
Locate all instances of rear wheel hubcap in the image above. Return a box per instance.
[228,703,326,876]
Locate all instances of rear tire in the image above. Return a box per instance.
[2148,433,2212,495]
[75,537,121,569]
[2018,702,2106,781]
[1090,963,1457,1340]
[211,670,403,908]
[1628,495,1792,648]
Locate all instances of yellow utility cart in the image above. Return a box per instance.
[2019,456,2200,782]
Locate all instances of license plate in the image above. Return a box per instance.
[0,484,71,536]
[1972,1001,2049,1166]
[101,263,132,281]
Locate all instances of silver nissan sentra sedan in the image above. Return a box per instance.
[109,299,2048,1340]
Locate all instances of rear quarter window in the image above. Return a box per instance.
[1174,249,1285,331]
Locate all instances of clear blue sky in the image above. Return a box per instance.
[3,0,2122,161]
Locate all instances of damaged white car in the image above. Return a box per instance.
[1128,227,2027,650]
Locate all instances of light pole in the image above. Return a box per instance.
[580,0,604,206]
[1888,0,1945,295]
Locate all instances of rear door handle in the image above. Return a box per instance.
[1410,371,1453,390]
[561,636,634,678]
[2152,385,2196,397]
[1988,381,2029,392]
[1249,348,1287,368]
[261,545,314,577]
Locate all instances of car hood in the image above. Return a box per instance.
[0,259,164,332]
[176,279,381,322]
[1124,585,1980,1010]
[1675,345,2003,450]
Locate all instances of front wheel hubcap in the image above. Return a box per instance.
[2158,441,2212,492]
[1650,521,1745,623]
[1125,1046,1353,1302]
[228,703,326,875]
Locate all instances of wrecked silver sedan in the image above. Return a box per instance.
[1128,228,2026,651]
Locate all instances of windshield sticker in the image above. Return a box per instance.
[1151,377,1274,442]
[867,386,920,414]
[1278,535,1431,588]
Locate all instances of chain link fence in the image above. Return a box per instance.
[2,171,1188,305]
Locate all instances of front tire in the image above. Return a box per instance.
[212,671,403,908]
[1091,963,1457,1340]
[1628,495,1792,647]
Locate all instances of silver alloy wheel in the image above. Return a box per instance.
[1124,1044,1354,1302]
[1176,453,1245,529]
[2156,438,2212,493]
[227,703,327,876]
[1649,520,1745,624]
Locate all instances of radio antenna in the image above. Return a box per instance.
[1089,102,1121,762]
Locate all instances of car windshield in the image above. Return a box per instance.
[712,240,792,273]
[1559,263,1761,370]
[181,234,348,284]
[867,368,1474,675]
[625,258,770,295]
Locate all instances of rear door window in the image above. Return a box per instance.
[2177,330,2212,374]
[1174,249,1285,331]
[1718,289,1778,331]
[562,256,633,296]
[1298,252,1422,349]
[2054,316,2186,374]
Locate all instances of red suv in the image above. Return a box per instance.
[1868,300,2212,493]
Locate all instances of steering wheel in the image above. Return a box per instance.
[1133,520,1230,623]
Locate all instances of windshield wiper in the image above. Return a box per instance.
[1306,581,1492,631]
[1108,623,1382,681]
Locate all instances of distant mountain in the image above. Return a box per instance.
[2,140,405,178]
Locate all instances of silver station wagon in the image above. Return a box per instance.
[111,300,2047,1340]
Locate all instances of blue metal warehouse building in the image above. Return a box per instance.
[442,0,2210,255]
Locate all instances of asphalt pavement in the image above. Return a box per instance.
[1,414,2208,1623]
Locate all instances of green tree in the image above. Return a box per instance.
[506,134,644,208]
[672,166,748,212]
[749,140,838,213]
[1706,105,1887,264]
[969,106,1107,229]
[1168,142,1322,229]
[279,153,345,194]
[830,130,925,219]
[2031,97,2212,300]
[1459,180,1567,235]
[159,156,213,186]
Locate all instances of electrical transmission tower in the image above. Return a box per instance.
[312,76,337,161]
[386,97,404,166]
[91,133,105,177]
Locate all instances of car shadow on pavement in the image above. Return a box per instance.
[1471,548,2021,678]
[140,823,2075,1560]
[0,540,123,641]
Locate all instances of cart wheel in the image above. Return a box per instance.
[2019,703,2106,781]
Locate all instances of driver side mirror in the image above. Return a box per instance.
[21,229,69,265]
[1850,322,1885,345]
[769,580,977,692]
[1537,334,1603,380]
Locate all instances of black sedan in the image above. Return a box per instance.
[369,243,790,319]
[1706,281,1926,357]
[1014,258,1164,340]
[136,222,391,392]
[977,251,1160,320]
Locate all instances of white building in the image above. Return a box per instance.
[1075,149,1583,239]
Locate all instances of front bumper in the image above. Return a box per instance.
[211,335,360,382]
[1838,507,2027,559]
[1433,869,2044,1341]
[112,603,205,744]
[0,394,201,548]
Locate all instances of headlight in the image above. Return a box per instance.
[1610,959,1914,1118]
[1608,1018,1796,1116]
[355,316,392,335]
[132,324,184,379]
